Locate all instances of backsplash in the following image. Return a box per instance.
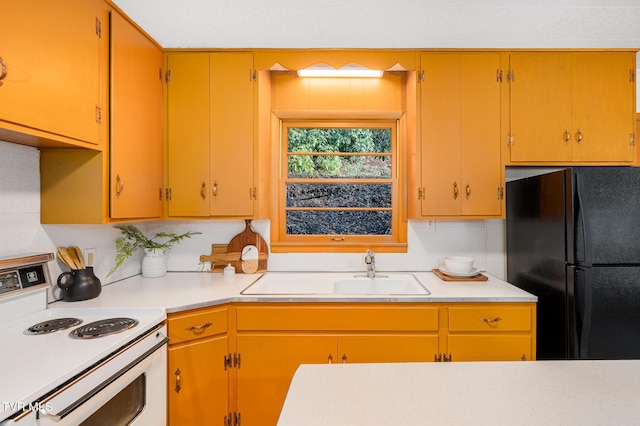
[0,140,506,302]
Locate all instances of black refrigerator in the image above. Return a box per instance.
[506,167,640,360]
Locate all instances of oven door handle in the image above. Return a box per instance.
[37,335,168,422]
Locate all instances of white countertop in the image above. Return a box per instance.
[51,271,536,312]
[278,360,640,425]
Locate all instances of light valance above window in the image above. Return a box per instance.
[255,50,416,72]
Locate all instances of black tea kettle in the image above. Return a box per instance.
[57,267,102,302]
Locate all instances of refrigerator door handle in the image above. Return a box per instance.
[578,268,594,359]
[575,174,593,266]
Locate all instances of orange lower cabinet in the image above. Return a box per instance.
[443,303,537,362]
[168,302,536,425]
[235,334,336,426]
[168,335,230,425]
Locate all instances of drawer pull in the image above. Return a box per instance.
[480,317,502,324]
[186,322,212,332]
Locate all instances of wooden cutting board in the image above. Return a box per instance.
[226,220,268,273]
[199,244,230,272]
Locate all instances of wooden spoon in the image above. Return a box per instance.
[57,247,78,269]
[70,246,85,269]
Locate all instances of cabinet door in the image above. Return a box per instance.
[338,334,439,363]
[166,53,210,217]
[210,53,255,216]
[509,53,573,162]
[447,335,532,361]
[460,54,502,216]
[571,53,635,163]
[168,335,229,425]
[420,53,461,216]
[0,0,102,145]
[236,334,336,426]
[110,11,163,219]
[419,53,502,217]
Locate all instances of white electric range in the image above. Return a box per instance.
[0,253,167,425]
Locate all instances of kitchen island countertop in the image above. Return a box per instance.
[51,271,536,312]
[278,360,640,425]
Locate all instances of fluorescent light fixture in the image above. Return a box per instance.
[297,63,383,78]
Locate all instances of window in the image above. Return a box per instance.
[272,120,406,252]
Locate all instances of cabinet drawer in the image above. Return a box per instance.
[236,305,438,332]
[448,306,531,332]
[168,307,228,344]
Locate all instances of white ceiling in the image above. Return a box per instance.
[111,0,640,49]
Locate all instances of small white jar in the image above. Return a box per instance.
[223,263,236,277]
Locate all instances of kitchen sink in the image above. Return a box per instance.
[333,275,429,294]
[241,272,429,295]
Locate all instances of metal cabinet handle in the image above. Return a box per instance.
[200,182,206,200]
[0,57,6,87]
[341,353,347,364]
[185,322,212,332]
[465,183,471,200]
[453,181,459,200]
[213,181,218,199]
[480,317,502,324]
[575,129,583,144]
[563,128,571,144]
[174,368,181,393]
[328,354,333,364]
[434,353,442,362]
[443,353,452,362]
[115,175,124,199]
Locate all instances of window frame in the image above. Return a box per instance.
[271,118,407,253]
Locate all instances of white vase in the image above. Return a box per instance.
[141,248,167,278]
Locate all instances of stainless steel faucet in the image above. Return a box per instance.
[365,249,376,278]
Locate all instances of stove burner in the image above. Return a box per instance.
[24,318,83,335]
[70,317,139,339]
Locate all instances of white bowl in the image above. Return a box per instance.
[443,256,474,273]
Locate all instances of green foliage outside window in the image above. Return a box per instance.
[288,128,390,177]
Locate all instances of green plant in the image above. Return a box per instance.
[108,225,201,276]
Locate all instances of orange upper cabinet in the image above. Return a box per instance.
[166,52,256,218]
[210,53,255,217]
[0,0,104,148]
[110,11,164,219]
[166,53,210,217]
[416,53,503,218]
[508,52,636,164]
[40,7,164,224]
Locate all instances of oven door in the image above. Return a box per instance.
[37,328,167,426]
